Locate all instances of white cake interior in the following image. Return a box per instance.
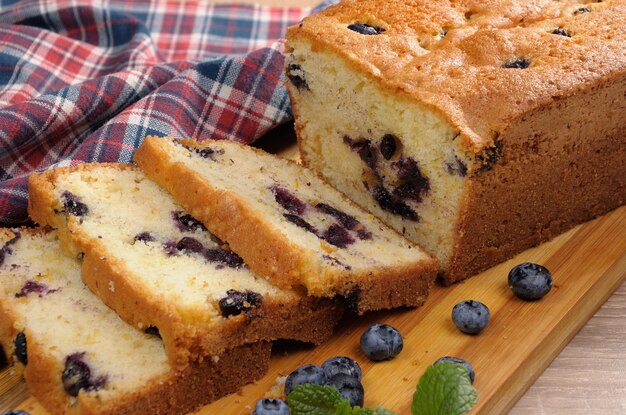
[51,167,288,325]
[0,230,169,399]
[288,39,471,269]
[158,139,433,294]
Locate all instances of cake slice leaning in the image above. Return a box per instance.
[0,228,271,415]
[28,164,341,368]
[134,136,438,314]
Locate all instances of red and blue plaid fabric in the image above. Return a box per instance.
[0,0,332,225]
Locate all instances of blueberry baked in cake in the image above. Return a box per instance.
[28,164,341,367]
[285,0,626,283]
[134,136,439,314]
[0,228,271,415]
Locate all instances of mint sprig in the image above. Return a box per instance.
[411,361,478,415]
[287,384,343,415]
[287,384,397,415]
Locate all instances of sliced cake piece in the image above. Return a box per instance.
[0,228,271,415]
[28,164,341,368]
[134,136,438,314]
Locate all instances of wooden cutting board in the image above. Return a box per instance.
[2,203,624,414]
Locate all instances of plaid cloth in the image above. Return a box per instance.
[0,0,333,226]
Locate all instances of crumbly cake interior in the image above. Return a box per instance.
[159,139,432,294]
[50,166,288,324]
[286,0,624,270]
[0,229,169,399]
[289,39,467,268]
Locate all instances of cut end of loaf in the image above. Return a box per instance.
[286,38,470,272]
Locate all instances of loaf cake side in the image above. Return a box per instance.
[286,0,626,283]
[0,228,271,415]
[134,136,438,314]
[27,164,341,367]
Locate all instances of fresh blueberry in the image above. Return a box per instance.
[502,58,531,69]
[252,398,290,415]
[322,356,362,381]
[347,23,385,35]
[1,410,31,415]
[14,332,27,365]
[61,353,106,397]
[219,289,262,317]
[433,356,475,384]
[284,364,327,395]
[61,191,89,216]
[326,373,364,407]
[451,300,491,334]
[360,323,403,361]
[508,262,553,300]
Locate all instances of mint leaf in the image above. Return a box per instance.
[287,383,398,415]
[372,407,397,415]
[411,361,478,415]
[333,400,354,415]
[288,384,344,415]
[356,407,397,415]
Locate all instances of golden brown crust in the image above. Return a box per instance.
[135,136,438,314]
[287,0,626,159]
[442,74,626,284]
[10,334,270,415]
[27,163,342,368]
[75,342,271,415]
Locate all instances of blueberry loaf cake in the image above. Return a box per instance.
[27,164,340,367]
[0,228,271,415]
[285,0,626,284]
[134,136,438,314]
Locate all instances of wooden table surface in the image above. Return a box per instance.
[0,1,624,414]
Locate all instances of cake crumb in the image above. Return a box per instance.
[265,375,288,399]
